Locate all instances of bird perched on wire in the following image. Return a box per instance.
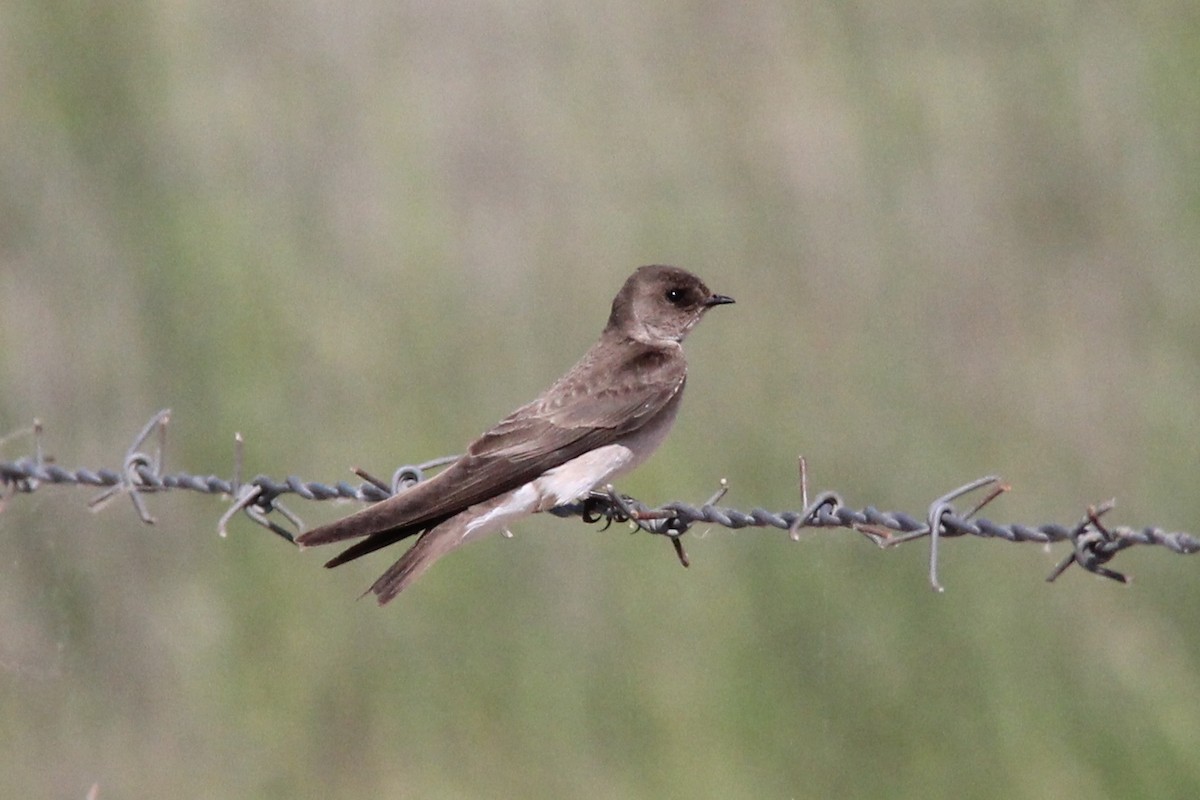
[297,265,733,604]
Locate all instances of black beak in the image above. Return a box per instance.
[704,294,735,307]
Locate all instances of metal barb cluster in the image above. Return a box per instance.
[3,410,1199,589]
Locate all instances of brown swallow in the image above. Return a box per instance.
[297,265,733,603]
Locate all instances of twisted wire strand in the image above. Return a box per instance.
[3,410,1198,589]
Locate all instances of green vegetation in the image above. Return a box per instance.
[2,2,1199,797]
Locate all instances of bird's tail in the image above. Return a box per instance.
[319,515,447,568]
[368,526,466,605]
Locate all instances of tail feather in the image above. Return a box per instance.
[369,527,464,605]
[296,468,462,549]
[321,514,449,568]
[309,483,535,602]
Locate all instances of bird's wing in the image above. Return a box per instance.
[296,343,685,564]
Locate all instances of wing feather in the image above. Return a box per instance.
[296,340,685,565]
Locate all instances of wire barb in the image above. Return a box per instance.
[3,413,1200,589]
[1044,501,1130,584]
[86,409,172,522]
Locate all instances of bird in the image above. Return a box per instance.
[296,265,734,604]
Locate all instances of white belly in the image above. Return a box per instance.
[460,443,635,542]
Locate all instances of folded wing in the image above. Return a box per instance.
[295,341,686,567]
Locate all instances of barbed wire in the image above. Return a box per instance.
[2,409,1198,590]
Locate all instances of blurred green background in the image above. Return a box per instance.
[3,2,1200,798]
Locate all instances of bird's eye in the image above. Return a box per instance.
[665,288,686,305]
